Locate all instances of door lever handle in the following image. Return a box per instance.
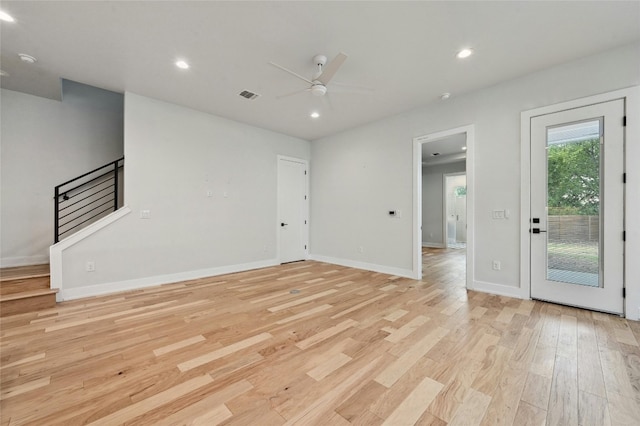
[531,228,547,234]
[281,223,288,227]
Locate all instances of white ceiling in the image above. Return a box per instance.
[421,133,466,166]
[1,1,639,141]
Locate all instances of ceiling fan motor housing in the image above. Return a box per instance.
[311,83,327,96]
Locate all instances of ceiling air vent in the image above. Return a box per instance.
[239,90,260,100]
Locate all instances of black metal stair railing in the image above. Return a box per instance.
[54,157,124,243]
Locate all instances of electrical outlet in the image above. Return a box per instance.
[139,210,151,219]
[86,261,95,272]
[358,246,364,253]
[492,260,501,271]
[206,190,213,197]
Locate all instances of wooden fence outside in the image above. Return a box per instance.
[548,215,599,242]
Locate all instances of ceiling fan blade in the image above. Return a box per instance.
[317,52,347,85]
[276,88,310,99]
[323,92,334,110]
[269,61,313,85]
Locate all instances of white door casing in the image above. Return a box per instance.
[413,125,474,289]
[277,156,308,263]
[529,99,624,314]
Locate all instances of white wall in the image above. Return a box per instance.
[55,92,310,299]
[0,81,123,267]
[422,161,466,246]
[310,43,639,300]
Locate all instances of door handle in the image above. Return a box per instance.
[531,228,547,234]
[281,223,288,227]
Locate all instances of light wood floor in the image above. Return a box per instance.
[1,249,639,425]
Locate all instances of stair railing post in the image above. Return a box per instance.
[113,160,119,212]
[54,186,60,243]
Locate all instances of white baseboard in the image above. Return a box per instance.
[422,242,445,248]
[308,254,414,279]
[60,259,279,301]
[471,280,528,299]
[0,255,49,268]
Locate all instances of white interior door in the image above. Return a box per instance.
[530,99,624,314]
[277,157,308,263]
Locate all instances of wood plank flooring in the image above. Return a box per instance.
[1,266,57,317]
[0,265,49,281]
[1,248,640,425]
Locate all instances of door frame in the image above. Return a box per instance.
[276,155,309,264]
[520,86,640,319]
[413,124,474,289]
[443,172,466,248]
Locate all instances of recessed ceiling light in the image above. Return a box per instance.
[175,60,189,69]
[0,10,15,22]
[18,53,37,64]
[456,48,473,59]
[310,112,320,119]
[462,146,467,151]
[440,92,451,100]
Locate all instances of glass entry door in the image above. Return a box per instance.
[530,99,625,314]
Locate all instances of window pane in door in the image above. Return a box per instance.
[546,119,602,287]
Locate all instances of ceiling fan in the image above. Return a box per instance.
[270,53,370,99]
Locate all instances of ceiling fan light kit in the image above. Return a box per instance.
[310,84,327,96]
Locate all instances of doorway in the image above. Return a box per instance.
[413,125,474,287]
[277,156,309,263]
[528,100,624,314]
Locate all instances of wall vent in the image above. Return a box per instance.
[239,90,260,100]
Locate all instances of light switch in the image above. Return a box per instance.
[140,210,151,219]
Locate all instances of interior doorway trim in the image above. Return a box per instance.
[413,124,474,290]
[520,86,640,320]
